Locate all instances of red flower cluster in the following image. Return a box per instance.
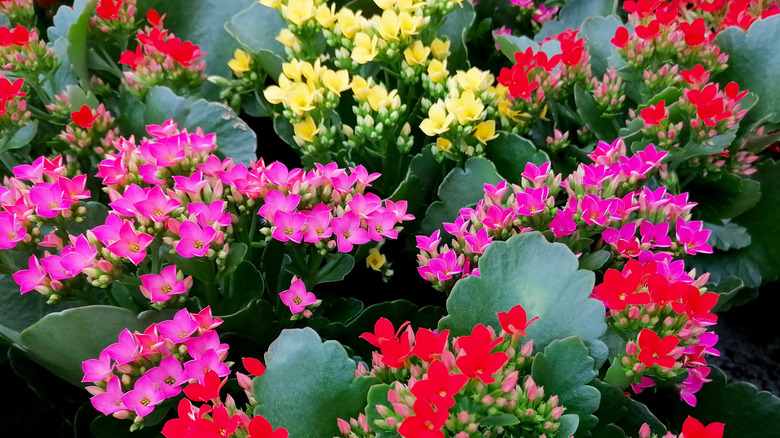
[360,318,449,368]
[0,73,24,116]
[0,25,29,46]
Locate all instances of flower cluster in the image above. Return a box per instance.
[0,0,35,27]
[638,416,723,438]
[595,259,720,407]
[47,98,121,157]
[508,0,559,27]
[119,10,206,97]
[0,25,56,73]
[82,308,230,423]
[417,139,709,292]
[340,305,566,438]
[91,0,137,33]
[256,162,413,254]
[0,72,29,130]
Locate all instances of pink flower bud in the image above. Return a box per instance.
[337,418,352,435]
[375,404,391,417]
[458,411,469,424]
[455,432,469,438]
[626,342,638,356]
[525,408,535,417]
[482,395,494,405]
[359,414,370,433]
[633,363,645,373]
[639,423,652,438]
[502,371,519,393]
[386,417,398,428]
[392,403,410,418]
[552,406,564,419]
[628,307,640,320]
[549,395,558,407]
[521,339,534,357]
[387,389,401,404]
[236,372,252,391]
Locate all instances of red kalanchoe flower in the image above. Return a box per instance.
[398,400,448,438]
[247,415,289,438]
[455,325,508,384]
[243,357,266,376]
[672,288,718,325]
[640,100,667,126]
[637,329,679,369]
[679,18,707,47]
[634,20,660,39]
[96,0,123,20]
[594,268,651,311]
[71,105,98,128]
[380,328,415,368]
[681,416,724,438]
[183,370,227,404]
[623,0,661,17]
[724,82,747,102]
[412,328,450,363]
[410,360,468,410]
[360,317,410,349]
[611,26,630,48]
[186,404,243,438]
[497,304,539,337]
[681,64,710,87]
[147,10,166,29]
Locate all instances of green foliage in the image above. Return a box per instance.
[253,328,380,438]
[439,3,476,70]
[439,233,608,361]
[575,84,618,141]
[704,221,751,251]
[531,337,600,434]
[484,132,549,184]
[225,3,287,79]
[0,275,79,345]
[0,121,38,153]
[421,157,503,235]
[581,16,623,77]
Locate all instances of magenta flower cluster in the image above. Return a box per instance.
[82,307,228,419]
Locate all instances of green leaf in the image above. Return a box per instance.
[578,250,611,271]
[67,0,97,89]
[217,243,248,281]
[217,299,279,345]
[138,0,256,99]
[666,133,737,163]
[65,201,109,236]
[688,160,780,288]
[252,328,380,438]
[311,253,355,286]
[0,13,8,27]
[17,306,148,385]
[164,251,216,284]
[484,132,549,185]
[390,148,439,226]
[532,337,600,434]
[575,84,618,141]
[421,157,503,235]
[552,0,616,30]
[704,221,751,251]
[225,3,287,79]
[0,274,79,345]
[495,34,537,62]
[558,414,582,438]
[687,173,761,222]
[616,398,667,437]
[438,3,476,70]
[715,15,780,124]
[0,121,38,152]
[581,16,623,77]
[438,233,607,359]
[708,275,744,313]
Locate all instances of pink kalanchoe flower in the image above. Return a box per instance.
[424,250,462,281]
[122,375,165,417]
[107,222,154,265]
[484,181,509,204]
[482,204,514,230]
[13,255,46,294]
[186,331,229,360]
[173,171,209,194]
[618,155,653,179]
[258,190,301,222]
[174,220,216,258]
[0,211,25,249]
[550,205,577,237]
[515,186,549,216]
[676,219,713,255]
[59,235,98,276]
[271,211,306,243]
[521,162,552,186]
[385,200,414,222]
[580,194,613,226]
[135,324,167,357]
[108,184,146,217]
[331,210,370,252]
[588,138,625,165]
[41,254,75,281]
[636,144,668,167]
[666,193,697,218]
[146,356,186,398]
[279,277,317,314]
[640,220,672,248]
[140,265,188,302]
[96,153,128,185]
[367,210,398,241]
[416,230,441,253]
[29,183,71,218]
[136,186,181,223]
[183,349,232,385]
[638,186,668,212]
[188,132,217,153]
[145,134,187,167]
[631,376,656,394]
[582,164,612,190]
[82,351,114,383]
[603,222,637,245]
[90,375,127,415]
[138,163,166,185]
[104,329,140,365]
[679,366,711,407]
[157,308,199,343]
[92,213,126,246]
[301,203,333,243]
[13,157,45,182]
[188,201,231,228]
[193,307,223,332]
[464,227,493,254]
[58,175,90,202]
[443,216,469,239]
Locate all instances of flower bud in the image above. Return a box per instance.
[337,418,352,435]
[639,423,652,438]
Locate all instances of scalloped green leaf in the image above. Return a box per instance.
[485,132,549,185]
[532,337,600,434]
[688,173,761,222]
[225,3,287,79]
[421,157,503,235]
[438,233,607,360]
[715,15,780,124]
[253,328,380,438]
[438,2,476,70]
[688,160,780,288]
[704,221,751,251]
[17,306,147,385]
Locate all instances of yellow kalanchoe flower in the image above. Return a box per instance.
[455,67,492,93]
[336,9,366,39]
[276,29,300,48]
[228,49,251,76]
[293,114,319,145]
[375,10,400,41]
[301,59,326,83]
[366,86,400,111]
[351,75,373,99]
[284,83,317,116]
[321,69,351,95]
[259,0,281,9]
[403,40,430,66]
[446,90,485,125]
[282,59,306,82]
[281,0,315,26]
[473,120,499,143]
[427,59,449,82]
[399,12,423,38]
[436,137,453,152]
[431,38,451,59]
[395,0,421,13]
[420,102,455,136]
[374,0,396,10]
[366,248,387,271]
[351,32,379,64]
[264,75,291,104]
[315,4,337,28]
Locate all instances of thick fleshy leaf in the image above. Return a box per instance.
[0,121,37,152]
[535,0,616,40]
[715,15,780,124]
[581,15,623,77]
[575,84,618,141]
[390,148,439,228]
[688,160,780,288]
[708,276,744,313]
[438,233,607,360]
[252,328,380,438]
[0,275,78,345]
[48,0,96,89]
[531,337,600,434]
[704,221,751,251]
[17,306,149,385]
[119,86,257,164]
[421,157,503,235]
[65,201,109,236]
[439,2,476,70]
[484,132,549,184]
[495,34,561,63]
[688,174,761,222]
[225,3,287,79]
[138,0,256,99]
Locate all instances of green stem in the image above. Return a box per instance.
[150,240,162,273]
[203,280,219,312]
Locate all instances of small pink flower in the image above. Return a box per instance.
[193,306,223,332]
[301,203,333,243]
[146,356,186,398]
[92,213,125,246]
[550,204,577,237]
[640,220,672,248]
[464,228,493,254]
[122,375,164,417]
[367,210,398,241]
[676,218,713,255]
[423,250,462,281]
[271,210,306,243]
[173,171,209,194]
[521,162,551,186]
[103,329,140,365]
[188,201,231,227]
[183,349,231,384]
[157,308,199,343]
[174,220,216,258]
[29,183,71,218]
[82,351,114,383]
[385,200,414,222]
[258,190,301,221]
[0,211,25,249]
[679,366,711,407]
[13,255,46,294]
[140,265,188,302]
[515,186,549,216]
[136,186,181,223]
[416,230,441,253]
[90,375,126,415]
[108,184,146,217]
[332,210,370,252]
[482,204,514,230]
[59,235,97,275]
[279,278,317,314]
[107,222,154,265]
